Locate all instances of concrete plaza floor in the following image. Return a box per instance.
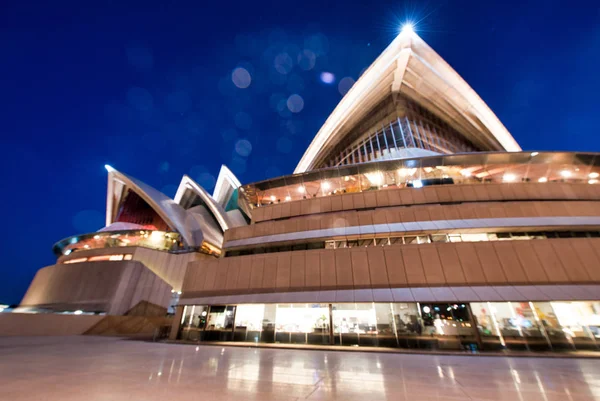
[1,336,599,401]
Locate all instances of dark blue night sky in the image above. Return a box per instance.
[1,0,599,304]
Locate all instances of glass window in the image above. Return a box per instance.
[460,233,489,242]
[430,234,447,243]
[551,301,600,350]
[389,237,403,245]
[532,302,572,350]
[419,303,474,350]
[489,302,549,350]
[332,303,378,346]
[206,305,235,330]
[404,236,418,244]
[471,302,504,350]
[275,304,330,344]
[178,305,209,341]
[448,234,462,243]
[375,238,389,246]
[417,235,430,244]
[335,240,347,249]
[234,304,265,342]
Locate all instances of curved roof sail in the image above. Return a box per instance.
[105,166,204,247]
[295,30,521,173]
[213,165,242,208]
[174,175,233,232]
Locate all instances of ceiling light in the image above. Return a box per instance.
[322,181,331,190]
[297,186,305,193]
[560,170,572,178]
[589,172,599,179]
[365,172,383,186]
[285,196,291,201]
[538,177,548,183]
[503,173,516,182]
[589,179,598,184]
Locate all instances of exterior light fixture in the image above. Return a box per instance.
[560,170,572,178]
[530,152,539,157]
[322,181,331,190]
[401,22,415,34]
[412,179,423,188]
[589,179,599,184]
[285,196,291,201]
[589,172,599,179]
[298,186,305,193]
[93,235,100,240]
[270,195,276,201]
[538,177,548,183]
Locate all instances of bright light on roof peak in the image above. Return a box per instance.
[401,22,415,34]
[104,164,114,172]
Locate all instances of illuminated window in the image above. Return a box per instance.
[63,258,88,264]
[460,233,488,242]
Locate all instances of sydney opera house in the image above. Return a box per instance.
[21,28,600,352]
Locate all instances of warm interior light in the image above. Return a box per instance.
[560,170,572,178]
[589,172,599,179]
[460,169,472,177]
[589,179,599,184]
[297,186,305,193]
[503,173,516,182]
[93,235,100,239]
[412,179,423,188]
[285,196,291,201]
[365,171,383,186]
[398,168,416,176]
[321,181,331,190]
[270,195,276,201]
[538,177,548,183]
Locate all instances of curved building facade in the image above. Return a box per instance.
[21,29,600,352]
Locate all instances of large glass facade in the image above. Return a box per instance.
[54,230,185,256]
[177,301,600,352]
[239,151,600,209]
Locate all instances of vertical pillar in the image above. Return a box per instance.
[529,302,553,351]
[466,304,484,351]
[169,305,185,340]
[328,304,334,345]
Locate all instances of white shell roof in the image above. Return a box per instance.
[295,30,521,173]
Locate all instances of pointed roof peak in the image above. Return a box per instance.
[294,28,520,173]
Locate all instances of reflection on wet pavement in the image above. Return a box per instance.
[1,336,599,400]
